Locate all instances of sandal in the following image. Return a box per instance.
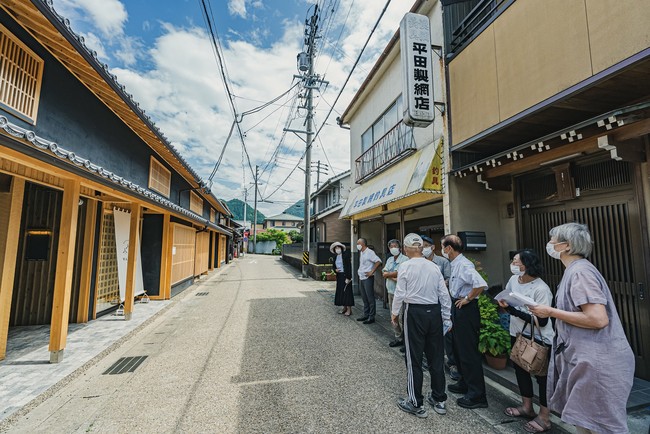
[523,417,551,433]
[504,407,536,418]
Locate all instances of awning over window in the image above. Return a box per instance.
[341,139,444,219]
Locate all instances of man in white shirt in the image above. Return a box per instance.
[356,238,382,324]
[382,239,409,347]
[441,234,488,409]
[392,233,452,418]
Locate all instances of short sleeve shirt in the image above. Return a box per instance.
[382,254,409,294]
[448,254,487,298]
[358,248,382,280]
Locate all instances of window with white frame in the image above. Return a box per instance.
[360,95,403,154]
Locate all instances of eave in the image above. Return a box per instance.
[0,0,229,217]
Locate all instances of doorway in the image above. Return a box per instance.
[519,159,650,379]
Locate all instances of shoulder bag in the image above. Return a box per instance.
[509,316,550,376]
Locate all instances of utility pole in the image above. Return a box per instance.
[252,165,259,254]
[242,187,248,254]
[284,5,328,277]
[311,160,329,189]
[302,5,318,278]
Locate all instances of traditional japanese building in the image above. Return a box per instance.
[0,0,233,363]
[339,0,446,300]
[442,0,650,379]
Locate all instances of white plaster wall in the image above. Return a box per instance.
[347,2,446,181]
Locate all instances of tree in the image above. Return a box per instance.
[287,230,303,243]
[255,228,290,249]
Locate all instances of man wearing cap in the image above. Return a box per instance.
[382,239,409,347]
[356,238,382,324]
[441,234,489,409]
[392,233,452,418]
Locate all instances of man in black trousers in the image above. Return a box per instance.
[440,234,489,409]
[391,233,452,418]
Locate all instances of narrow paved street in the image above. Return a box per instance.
[5,256,561,433]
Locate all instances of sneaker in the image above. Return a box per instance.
[389,339,404,347]
[456,396,488,409]
[356,316,368,322]
[449,365,461,382]
[397,398,427,418]
[426,394,447,415]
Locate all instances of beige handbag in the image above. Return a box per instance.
[509,316,550,376]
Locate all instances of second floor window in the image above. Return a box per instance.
[361,96,403,153]
[0,24,44,124]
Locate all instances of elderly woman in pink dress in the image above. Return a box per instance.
[528,223,634,434]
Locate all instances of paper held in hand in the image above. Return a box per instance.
[495,289,539,308]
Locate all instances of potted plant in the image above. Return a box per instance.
[478,293,511,369]
[466,257,511,369]
[321,270,336,281]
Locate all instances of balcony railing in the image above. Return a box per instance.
[355,121,416,184]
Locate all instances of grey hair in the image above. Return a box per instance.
[549,222,593,258]
[387,239,401,248]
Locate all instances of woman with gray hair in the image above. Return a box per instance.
[528,223,634,434]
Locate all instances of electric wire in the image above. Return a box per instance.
[312,0,392,145]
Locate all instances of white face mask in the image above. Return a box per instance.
[510,264,525,276]
[441,247,449,259]
[356,244,363,251]
[389,247,400,256]
[335,248,342,254]
[422,247,433,257]
[546,242,563,260]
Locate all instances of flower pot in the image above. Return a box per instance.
[325,274,336,281]
[485,353,508,370]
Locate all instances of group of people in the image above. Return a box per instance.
[329,223,634,434]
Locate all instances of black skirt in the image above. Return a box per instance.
[334,272,354,306]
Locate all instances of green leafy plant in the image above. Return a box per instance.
[466,256,510,356]
[287,230,303,243]
[478,293,511,356]
[320,270,335,281]
[255,228,290,249]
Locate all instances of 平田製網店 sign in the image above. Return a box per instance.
[400,12,434,128]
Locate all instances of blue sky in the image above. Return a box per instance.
[50,0,413,215]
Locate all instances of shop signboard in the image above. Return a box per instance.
[400,12,434,128]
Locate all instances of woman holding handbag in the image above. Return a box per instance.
[529,223,634,434]
[498,249,554,433]
[330,242,354,316]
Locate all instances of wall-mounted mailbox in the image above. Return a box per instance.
[458,231,486,251]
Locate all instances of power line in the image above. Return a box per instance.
[313,0,393,144]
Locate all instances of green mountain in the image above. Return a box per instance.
[284,199,304,218]
[225,199,266,224]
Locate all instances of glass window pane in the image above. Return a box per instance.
[361,128,373,152]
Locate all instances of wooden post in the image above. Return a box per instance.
[76,198,97,323]
[0,177,25,361]
[124,204,141,320]
[49,179,81,363]
[208,231,215,271]
[158,213,172,300]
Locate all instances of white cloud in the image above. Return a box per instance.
[67,0,414,215]
[55,0,127,38]
[228,0,247,18]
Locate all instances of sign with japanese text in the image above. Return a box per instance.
[400,13,434,128]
